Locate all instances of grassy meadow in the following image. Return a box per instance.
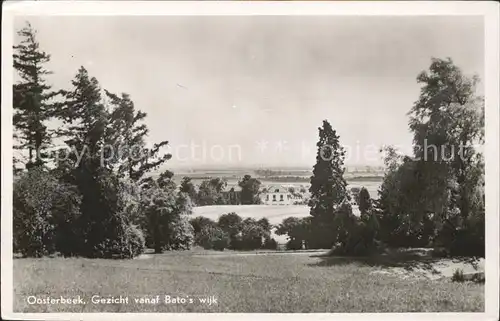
[14,249,484,313]
[193,205,310,224]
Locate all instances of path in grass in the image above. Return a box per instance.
[14,250,484,313]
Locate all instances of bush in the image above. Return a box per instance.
[197,226,229,251]
[122,224,146,258]
[211,235,230,251]
[90,220,146,259]
[165,216,195,251]
[451,268,465,282]
[13,168,81,257]
[190,216,217,236]
[263,238,278,250]
[95,223,146,259]
[327,210,381,257]
[451,214,485,257]
[138,175,193,253]
[286,239,303,250]
[434,210,485,257]
[276,217,312,249]
[217,212,243,250]
[240,220,269,250]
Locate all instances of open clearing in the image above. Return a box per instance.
[193,205,310,224]
[193,205,309,242]
[14,250,483,313]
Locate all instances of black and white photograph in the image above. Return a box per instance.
[1,1,499,320]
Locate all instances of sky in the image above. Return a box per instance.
[13,16,484,169]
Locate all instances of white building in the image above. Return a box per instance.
[260,185,297,205]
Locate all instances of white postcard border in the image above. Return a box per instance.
[1,1,499,321]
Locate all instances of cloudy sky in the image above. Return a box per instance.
[14,16,484,169]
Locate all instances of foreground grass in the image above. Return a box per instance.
[14,250,484,313]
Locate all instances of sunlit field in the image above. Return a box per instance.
[193,205,310,224]
[193,205,309,243]
[14,250,484,313]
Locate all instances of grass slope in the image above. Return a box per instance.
[14,250,483,313]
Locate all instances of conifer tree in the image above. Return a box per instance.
[13,22,63,169]
[105,90,171,181]
[308,120,350,248]
[58,67,108,170]
[57,67,126,257]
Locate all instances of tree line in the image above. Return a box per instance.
[190,214,277,251]
[179,174,262,206]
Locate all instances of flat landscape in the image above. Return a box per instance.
[14,250,484,313]
[171,170,383,200]
[193,205,310,224]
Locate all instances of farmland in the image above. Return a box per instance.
[13,250,484,313]
[194,205,310,224]
[170,167,383,199]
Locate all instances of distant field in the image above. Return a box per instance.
[171,168,384,199]
[193,205,309,242]
[173,177,382,200]
[193,205,309,224]
[14,251,484,312]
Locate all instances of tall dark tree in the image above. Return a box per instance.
[375,58,484,255]
[104,90,171,181]
[409,57,484,225]
[60,67,106,256]
[238,174,261,205]
[308,120,350,248]
[407,57,484,255]
[13,22,63,169]
[56,67,132,258]
[59,66,108,170]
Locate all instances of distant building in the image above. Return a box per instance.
[260,185,300,205]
